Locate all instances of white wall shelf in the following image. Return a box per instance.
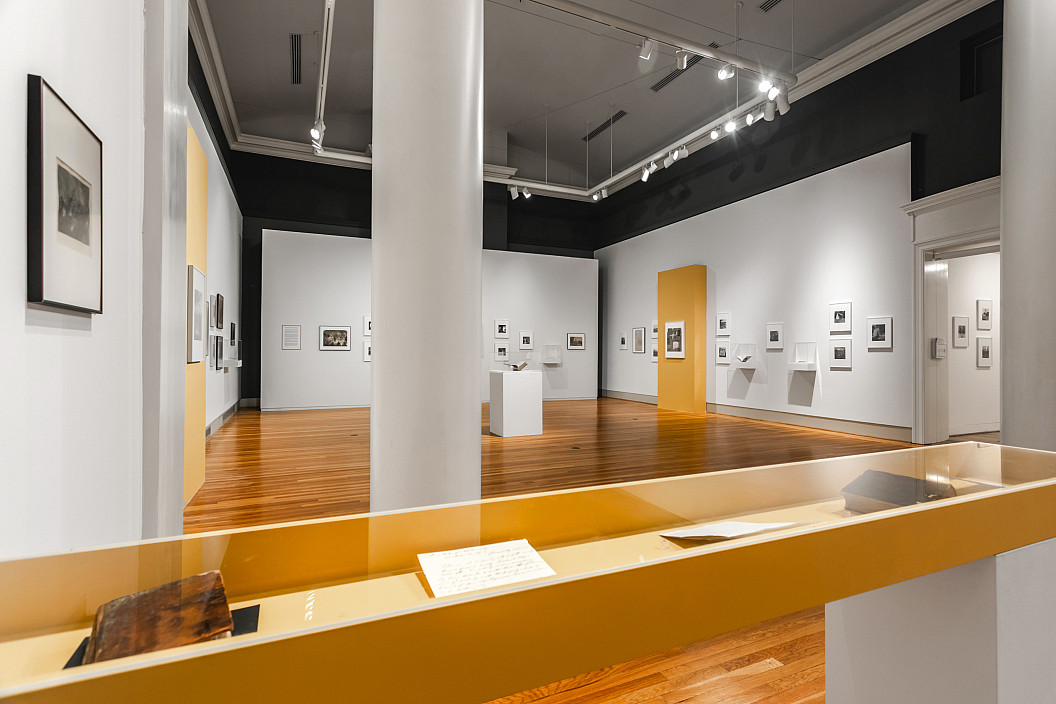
[789,342,818,372]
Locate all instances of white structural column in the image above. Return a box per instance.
[370,0,484,511]
[1000,0,1056,451]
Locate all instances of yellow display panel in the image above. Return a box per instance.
[658,264,707,414]
[184,125,208,504]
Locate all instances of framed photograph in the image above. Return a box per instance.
[830,302,851,334]
[210,295,217,327]
[830,339,852,370]
[494,319,510,338]
[281,324,301,350]
[494,342,509,361]
[651,343,659,362]
[651,320,659,339]
[186,266,207,363]
[619,332,628,350]
[363,315,372,336]
[952,316,969,348]
[766,323,783,350]
[216,293,224,328]
[716,312,731,337]
[230,322,236,345]
[567,333,585,350]
[214,335,224,371]
[977,336,993,368]
[665,321,685,359]
[363,340,372,362]
[977,299,993,330]
[716,340,731,365]
[632,327,646,354]
[319,326,351,351]
[518,330,534,350]
[867,316,893,350]
[27,75,103,313]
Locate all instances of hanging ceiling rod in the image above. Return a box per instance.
[311,0,337,152]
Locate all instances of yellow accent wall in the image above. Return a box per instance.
[657,265,707,414]
[184,126,208,504]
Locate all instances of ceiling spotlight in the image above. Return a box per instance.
[675,50,691,70]
[763,100,776,121]
[648,161,658,174]
[592,192,601,201]
[717,63,735,80]
[678,145,688,159]
[508,185,519,200]
[776,91,790,115]
[746,112,755,126]
[759,79,773,94]
[724,119,737,133]
[670,149,680,162]
[710,129,720,140]
[639,38,656,60]
[522,187,531,199]
[310,119,326,149]
[641,166,650,182]
[767,85,781,101]
[663,154,674,169]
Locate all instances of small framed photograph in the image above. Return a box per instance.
[766,322,783,350]
[214,335,224,371]
[977,299,993,330]
[567,333,585,350]
[210,295,217,328]
[230,322,236,345]
[952,316,969,348]
[619,332,628,350]
[830,339,852,370]
[363,340,372,362]
[281,324,301,350]
[867,316,893,350]
[494,319,509,338]
[665,321,685,359]
[494,342,509,361]
[217,293,224,328]
[716,312,731,337]
[319,326,351,351]
[27,75,103,313]
[632,327,646,354]
[363,315,372,336]
[651,343,659,362]
[716,340,731,365]
[518,330,534,350]
[977,336,993,368]
[830,302,851,333]
[187,266,206,363]
[651,320,659,339]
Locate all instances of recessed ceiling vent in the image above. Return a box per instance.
[582,110,627,141]
[758,0,785,13]
[650,53,704,92]
[290,33,302,84]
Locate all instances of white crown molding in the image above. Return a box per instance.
[188,0,242,145]
[901,176,1001,216]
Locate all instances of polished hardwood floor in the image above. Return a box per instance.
[185,398,912,533]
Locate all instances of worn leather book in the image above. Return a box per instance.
[82,570,233,664]
[841,469,957,514]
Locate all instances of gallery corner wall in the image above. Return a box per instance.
[185,126,207,504]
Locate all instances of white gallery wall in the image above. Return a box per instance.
[597,144,914,430]
[261,231,598,409]
[0,0,145,558]
[947,252,1000,435]
[187,108,243,427]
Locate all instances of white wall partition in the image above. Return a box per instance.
[0,0,146,558]
[947,252,1000,435]
[260,232,598,409]
[596,144,913,431]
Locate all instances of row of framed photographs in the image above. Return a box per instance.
[281,325,372,361]
[715,304,882,341]
[494,320,587,351]
[619,320,661,353]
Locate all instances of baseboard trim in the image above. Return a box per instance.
[261,404,371,412]
[240,397,260,409]
[206,401,240,439]
[601,389,658,405]
[707,403,913,442]
[949,422,1000,436]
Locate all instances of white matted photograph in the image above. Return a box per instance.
[977,336,993,368]
[665,321,685,359]
[319,326,351,351]
[281,324,301,350]
[977,299,993,330]
[953,315,969,348]
[363,315,371,336]
[567,333,585,350]
[632,326,646,354]
[187,266,206,363]
[619,332,628,350]
[867,316,893,350]
[363,340,372,362]
[716,340,731,365]
[651,320,659,339]
[830,339,852,370]
[651,343,659,362]
[766,322,784,350]
[716,312,731,337]
[518,330,534,350]
[830,302,852,334]
[494,319,509,338]
[494,342,509,361]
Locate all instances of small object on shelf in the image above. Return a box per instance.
[733,343,757,367]
[841,469,956,514]
[82,570,233,665]
[504,360,528,371]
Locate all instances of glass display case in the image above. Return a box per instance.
[3,443,1056,703]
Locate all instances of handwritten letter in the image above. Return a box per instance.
[418,539,556,598]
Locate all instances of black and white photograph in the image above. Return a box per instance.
[210,295,217,327]
[230,322,236,345]
[977,336,993,368]
[494,319,509,338]
[716,341,731,365]
[217,293,225,328]
[830,339,852,370]
[363,316,372,336]
[867,316,893,350]
[494,342,509,361]
[363,340,372,362]
[766,322,783,350]
[619,333,628,350]
[519,330,534,350]
[281,324,301,350]
[319,326,351,351]
[977,299,993,330]
[651,320,659,339]
[632,326,646,354]
[187,266,206,363]
[716,312,731,337]
[214,335,224,371]
[953,315,969,348]
[27,75,103,313]
[567,333,585,350]
[651,343,658,362]
[830,302,852,334]
[665,321,685,359]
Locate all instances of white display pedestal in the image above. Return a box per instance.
[489,370,542,437]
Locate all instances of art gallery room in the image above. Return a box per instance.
[3,0,1056,701]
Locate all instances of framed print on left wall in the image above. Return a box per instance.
[27,75,103,313]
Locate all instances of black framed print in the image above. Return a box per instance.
[27,75,103,313]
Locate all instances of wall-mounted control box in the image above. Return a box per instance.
[932,337,947,359]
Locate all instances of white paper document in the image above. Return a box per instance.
[660,520,799,541]
[418,539,557,598]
